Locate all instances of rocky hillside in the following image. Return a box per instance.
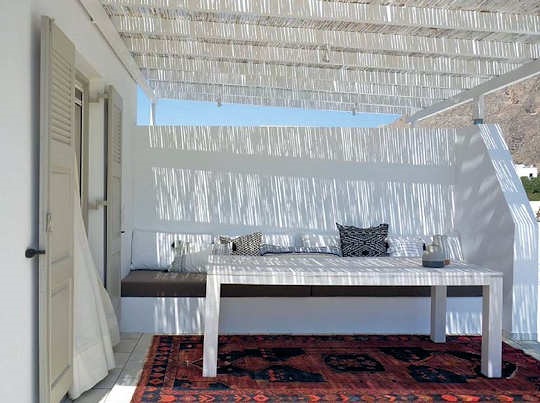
[391,76,540,165]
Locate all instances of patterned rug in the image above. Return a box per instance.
[131,335,540,402]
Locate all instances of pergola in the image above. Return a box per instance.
[81,0,540,122]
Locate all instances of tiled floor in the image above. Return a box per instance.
[67,334,540,403]
[67,333,153,403]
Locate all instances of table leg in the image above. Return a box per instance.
[203,275,221,377]
[430,285,447,343]
[481,278,502,378]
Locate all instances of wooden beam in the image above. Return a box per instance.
[78,0,154,99]
[136,55,486,90]
[103,0,540,36]
[152,81,430,109]
[144,69,460,100]
[157,90,410,115]
[112,15,539,61]
[126,37,517,78]
[408,60,540,122]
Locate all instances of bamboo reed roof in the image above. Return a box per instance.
[99,0,540,115]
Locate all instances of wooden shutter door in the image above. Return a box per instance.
[39,16,75,403]
[105,85,122,315]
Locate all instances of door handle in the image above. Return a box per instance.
[25,248,46,258]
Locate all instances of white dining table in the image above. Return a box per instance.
[202,255,503,378]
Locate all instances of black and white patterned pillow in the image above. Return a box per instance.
[336,223,389,257]
[220,232,262,256]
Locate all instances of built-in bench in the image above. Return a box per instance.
[121,230,483,335]
[121,269,482,298]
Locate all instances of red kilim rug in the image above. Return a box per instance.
[131,335,540,402]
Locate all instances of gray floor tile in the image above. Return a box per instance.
[73,388,111,403]
[93,368,122,389]
[136,334,155,348]
[129,346,150,360]
[114,352,131,368]
[120,332,141,341]
[114,339,139,354]
[116,364,144,387]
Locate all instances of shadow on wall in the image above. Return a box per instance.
[152,167,454,235]
[138,297,484,335]
[455,124,538,338]
[482,125,538,338]
[147,125,455,166]
[136,126,458,236]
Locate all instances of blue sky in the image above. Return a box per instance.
[137,87,400,127]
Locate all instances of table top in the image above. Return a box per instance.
[206,255,502,286]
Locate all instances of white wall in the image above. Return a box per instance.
[127,125,470,333]
[121,297,483,336]
[31,0,139,313]
[514,164,538,179]
[132,126,457,242]
[0,1,37,401]
[128,125,538,339]
[127,125,477,337]
[0,1,139,401]
[455,124,538,339]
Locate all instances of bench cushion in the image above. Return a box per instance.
[311,286,482,297]
[121,270,311,298]
[121,271,207,297]
[122,271,481,298]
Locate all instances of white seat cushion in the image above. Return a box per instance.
[300,233,340,248]
[131,230,213,270]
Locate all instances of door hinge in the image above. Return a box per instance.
[46,213,53,233]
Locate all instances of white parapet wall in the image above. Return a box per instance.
[123,124,537,337]
[131,126,458,242]
[121,297,483,335]
[455,124,538,340]
[124,125,486,335]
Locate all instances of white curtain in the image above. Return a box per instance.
[69,156,120,399]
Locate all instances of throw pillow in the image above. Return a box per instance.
[337,223,389,257]
[169,240,212,273]
[220,232,262,256]
[387,235,425,257]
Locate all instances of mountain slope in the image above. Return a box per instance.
[391,76,540,164]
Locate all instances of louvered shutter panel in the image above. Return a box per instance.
[106,85,123,315]
[39,16,75,403]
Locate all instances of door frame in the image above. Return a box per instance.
[104,85,123,316]
[75,72,89,230]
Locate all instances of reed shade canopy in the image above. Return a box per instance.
[98,0,540,116]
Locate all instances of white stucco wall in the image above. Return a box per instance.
[131,125,457,242]
[127,124,538,339]
[514,164,538,179]
[125,125,490,336]
[455,124,538,339]
[0,1,139,400]
[0,1,36,401]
